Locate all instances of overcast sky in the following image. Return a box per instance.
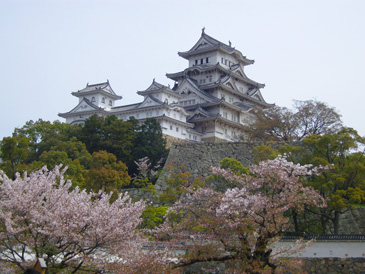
[1,0,364,139]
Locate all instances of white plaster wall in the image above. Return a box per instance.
[275,241,365,258]
[188,53,214,67]
[187,131,201,142]
[220,107,239,123]
[159,92,180,104]
[235,82,250,94]
[78,94,115,109]
[217,52,239,69]
[161,120,189,139]
[153,93,162,101]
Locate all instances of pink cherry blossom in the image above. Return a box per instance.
[155,156,327,273]
[0,165,168,273]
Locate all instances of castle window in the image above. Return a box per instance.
[91,97,95,102]
[221,58,224,63]
[195,60,198,65]
[176,127,179,132]
[200,59,203,64]
[206,57,209,63]
[102,97,105,103]
[170,125,173,130]
[109,100,112,106]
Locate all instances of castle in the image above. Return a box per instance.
[59,29,271,143]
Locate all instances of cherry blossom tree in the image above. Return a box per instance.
[156,156,327,273]
[0,165,168,273]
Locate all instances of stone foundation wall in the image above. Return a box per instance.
[126,141,263,201]
[182,258,365,273]
[201,136,228,143]
[339,208,365,234]
[301,258,365,274]
[154,141,261,193]
[163,134,188,148]
[122,187,156,202]
[126,141,365,234]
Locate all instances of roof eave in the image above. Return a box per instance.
[71,91,122,100]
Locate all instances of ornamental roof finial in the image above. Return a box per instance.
[229,40,232,47]
[202,27,205,34]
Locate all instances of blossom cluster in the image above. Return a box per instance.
[0,165,168,273]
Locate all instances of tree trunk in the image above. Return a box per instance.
[291,209,299,232]
[332,211,340,234]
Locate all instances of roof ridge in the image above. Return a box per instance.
[87,81,109,87]
[202,31,233,50]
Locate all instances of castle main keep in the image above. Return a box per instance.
[59,29,271,143]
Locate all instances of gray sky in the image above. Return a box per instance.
[1,0,364,139]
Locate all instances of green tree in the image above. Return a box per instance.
[244,100,342,142]
[139,205,168,229]
[86,151,131,200]
[301,128,365,233]
[252,143,278,164]
[79,115,135,169]
[132,118,168,176]
[14,119,81,162]
[250,128,365,234]
[11,123,92,187]
[159,163,204,205]
[206,158,249,192]
[47,137,92,168]
[219,158,248,175]
[39,150,87,187]
[78,115,105,153]
[0,135,31,178]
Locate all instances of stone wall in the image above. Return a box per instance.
[155,141,260,193]
[301,258,365,273]
[182,258,365,273]
[163,134,188,148]
[127,141,365,234]
[339,208,365,234]
[126,141,267,201]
